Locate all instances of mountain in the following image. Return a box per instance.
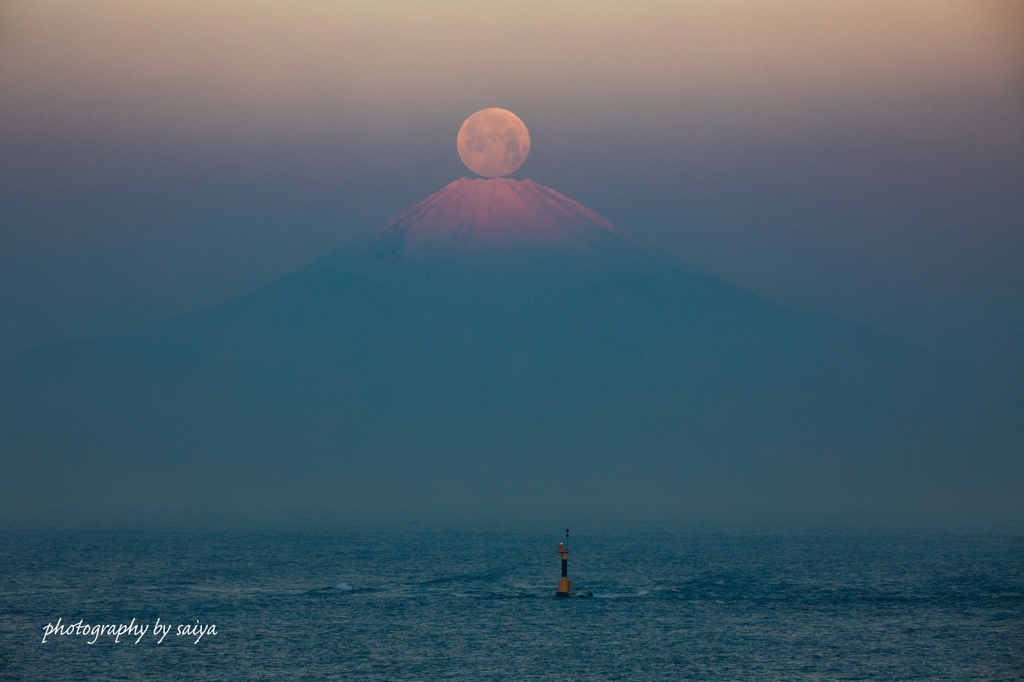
[361,177,644,255]
[0,179,1019,524]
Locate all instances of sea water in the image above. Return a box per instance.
[1,526,1021,680]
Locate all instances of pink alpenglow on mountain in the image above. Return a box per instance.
[366,178,644,258]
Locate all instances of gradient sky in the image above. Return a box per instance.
[1,0,1022,376]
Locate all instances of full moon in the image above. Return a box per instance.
[457,108,530,178]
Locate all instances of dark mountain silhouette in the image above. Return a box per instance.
[1,179,1018,523]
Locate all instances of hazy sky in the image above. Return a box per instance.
[1,0,1022,374]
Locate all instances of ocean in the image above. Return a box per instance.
[1,526,1021,680]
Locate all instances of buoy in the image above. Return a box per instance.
[555,528,572,597]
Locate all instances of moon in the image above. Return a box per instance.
[457,108,530,178]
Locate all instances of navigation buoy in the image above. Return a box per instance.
[556,528,572,597]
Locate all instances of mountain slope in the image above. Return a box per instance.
[0,179,1018,523]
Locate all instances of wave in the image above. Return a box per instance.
[593,590,651,599]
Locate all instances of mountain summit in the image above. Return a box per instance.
[355,177,647,259]
[0,179,1013,523]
